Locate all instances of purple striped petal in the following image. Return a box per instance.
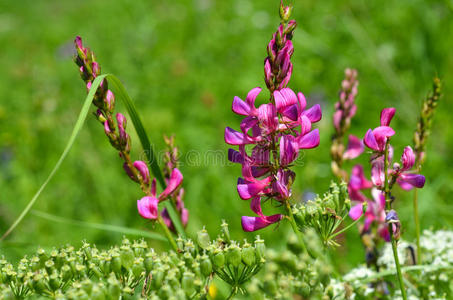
[232,96,250,116]
[137,196,159,219]
[225,127,247,145]
[237,177,271,200]
[258,103,278,133]
[372,126,395,148]
[297,92,306,112]
[298,129,320,149]
[299,115,312,135]
[160,168,183,200]
[228,149,243,164]
[371,160,385,188]
[280,135,299,166]
[343,135,364,160]
[241,214,283,232]
[282,104,299,121]
[401,146,415,171]
[380,108,396,126]
[302,104,322,123]
[246,87,262,111]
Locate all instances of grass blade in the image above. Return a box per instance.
[31,210,166,241]
[107,74,186,238]
[0,75,107,241]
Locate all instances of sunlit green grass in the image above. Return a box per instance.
[0,0,452,271]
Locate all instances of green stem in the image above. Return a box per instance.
[285,201,309,256]
[383,141,407,300]
[329,213,364,239]
[157,215,179,252]
[226,286,238,300]
[413,188,421,264]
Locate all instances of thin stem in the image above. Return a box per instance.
[383,141,407,300]
[157,215,178,252]
[226,286,237,300]
[285,201,308,255]
[391,233,407,300]
[329,213,364,239]
[413,188,421,264]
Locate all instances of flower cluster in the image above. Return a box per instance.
[348,108,425,241]
[331,69,364,180]
[74,37,186,227]
[225,2,322,232]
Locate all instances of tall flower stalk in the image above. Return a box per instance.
[74,37,184,251]
[412,77,441,263]
[349,108,426,299]
[225,2,322,250]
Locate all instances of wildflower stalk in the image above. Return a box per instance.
[157,215,178,251]
[383,140,407,300]
[412,77,441,263]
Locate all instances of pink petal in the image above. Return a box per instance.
[282,104,299,121]
[343,135,364,160]
[232,96,250,116]
[364,129,379,151]
[246,87,262,111]
[371,160,385,188]
[401,146,415,171]
[160,168,183,200]
[372,126,395,149]
[133,161,150,184]
[257,103,278,133]
[351,164,373,189]
[251,145,270,165]
[237,177,271,200]
[250,196,265,218]
[298,129,320,149]
[241,214,283,232]
[349,204,364,220]
[240,116,259,135]
[224,127,248,145]
[299,115,312,135]
[137,196,159,219]
[274,88,298,112]
[333,110,342,132]
[297,92,306,112]
[302,104,322,123]
[150,178,157,197]
[380,108,396,126]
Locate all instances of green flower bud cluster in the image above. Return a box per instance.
[244,233,334,300]
[292,181,359,247]
[196,222,266,294]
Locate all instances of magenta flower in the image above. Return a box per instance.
[137,168,183,220]
[363,108,396,152]
[348,164,373,202]
[343,135,364,160]
[241,196,283,232]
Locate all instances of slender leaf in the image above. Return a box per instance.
[0,75,107,241]
[107,74,186,237]
[31,210,166,241]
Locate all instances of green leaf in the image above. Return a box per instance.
[31,210,166,241]
[107,74,186,238]
[0,75,107,241]
[1,73,186,242]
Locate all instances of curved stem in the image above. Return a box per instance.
[413,189,421,263]
[383,141,407,300]
[330,213,364,239]
[157,215,179,252]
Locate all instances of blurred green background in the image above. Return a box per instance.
[1,0,452,271]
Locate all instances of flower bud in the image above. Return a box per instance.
[111,252,122,275]
[226,244,241,267]
[221,221,231,244]
[182,271,195,296]
[120,246,135,270]
[241,243,256,267]
[200,255,212,277]
[48,272,60,291]
[212,250,225,269]
[107,275,121,299]
[132,258,144,278]
[279,2,292,22]
[197,228,210,249]
[254,236,266,262]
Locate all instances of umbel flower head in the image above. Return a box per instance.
[225,2,322,231]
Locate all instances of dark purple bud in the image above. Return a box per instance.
[385,210,401,240]
[123,162,139,182]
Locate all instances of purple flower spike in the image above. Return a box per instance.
[397,173,425,190]
[133,161,150,184]
[137,196,159,219]
[380,107,396,126]
[241,214,283,232]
